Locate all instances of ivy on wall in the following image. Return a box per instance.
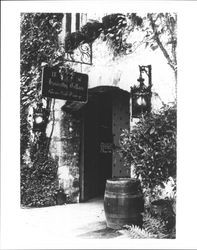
[64,13,143,56]
[21,151,59,207]
[20,13,64,207]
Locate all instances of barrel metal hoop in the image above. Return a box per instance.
[104,191,143,199]
[106,214,141,219]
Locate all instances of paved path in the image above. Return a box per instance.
[2,197,128,249]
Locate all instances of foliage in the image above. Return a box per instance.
[20,13,64,206]
[120,103,176,191]
[101,13,143,56]
[20,13,64,103]
[21,13,64,74]
[127,13,177,72]
[64,13,142,56]
[150,198,176,231]
[102,14,128,56]
[21,152,58,207]
[129,13,177,82]
[120,210,175,239]
[143,212,168,238]
[146,13,177,78]
[120,224,157,239]
[64,21,103,52]
[20,13,64,161]
[101,13,177,81]
[64,31,86,52]
[86,13,177,79]
[20,13,64,128]
[83,13,177,71]
[81,21,104,43]
[20,103,31,164]
[64,12,177,81]
[144,176,176,205]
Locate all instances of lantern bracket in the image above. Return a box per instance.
[139,65,152,88]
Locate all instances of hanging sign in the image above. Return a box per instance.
[41,66,88,102]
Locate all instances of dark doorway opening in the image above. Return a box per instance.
[80,86,130,202]
[81,89,112,201]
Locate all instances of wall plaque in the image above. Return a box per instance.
[100,142,113,154]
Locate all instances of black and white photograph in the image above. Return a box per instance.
[1,1,197,249]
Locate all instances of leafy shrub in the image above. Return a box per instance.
[64,21,103,52]
[120,103,176,191]
[102,13,127,32]
[120,211,175,239]
[64,31,86,52]
[21,152,58,207]
[120,224,157,239]
[143,212,168,238]
[81,21,104,43]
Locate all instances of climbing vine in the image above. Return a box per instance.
[20,13,64,207]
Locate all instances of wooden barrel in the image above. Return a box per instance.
[104,178,144,229]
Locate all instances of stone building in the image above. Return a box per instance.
[46,13,176,203]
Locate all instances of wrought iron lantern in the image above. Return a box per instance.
[131,65,152,118]
[33,103,49,132]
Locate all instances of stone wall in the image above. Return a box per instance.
[47,100,81,203]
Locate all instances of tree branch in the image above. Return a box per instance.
[148,14,176,71]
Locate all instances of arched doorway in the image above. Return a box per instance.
[80,86,130,201]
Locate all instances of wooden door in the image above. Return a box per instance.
[82,95,99,201]
[82,92,112,201]
[81,87,130,201]
[97,93,113,195]
[112,91,130,177]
